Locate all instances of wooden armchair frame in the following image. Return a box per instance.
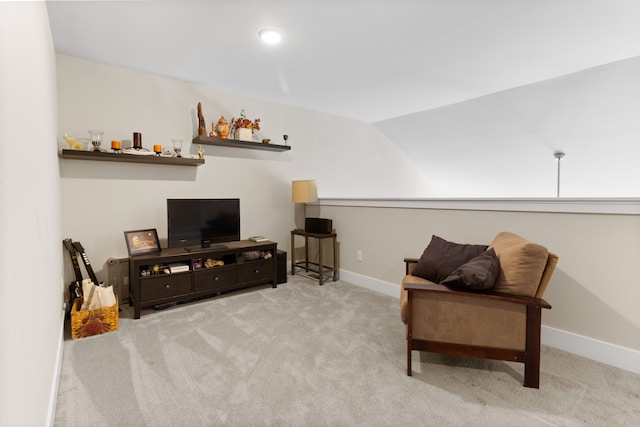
[403,258,552,388]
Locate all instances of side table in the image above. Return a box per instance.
[290,229,338,285]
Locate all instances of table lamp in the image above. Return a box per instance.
[292,180,317,229]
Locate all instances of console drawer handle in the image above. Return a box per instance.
[164,284,170,289]
[255,269,260,273]
[214,276,219,281]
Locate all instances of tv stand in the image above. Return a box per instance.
[129,240,277,319]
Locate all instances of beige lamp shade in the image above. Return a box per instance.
[292,180,318,203]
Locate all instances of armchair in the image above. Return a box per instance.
[400,232,558,388]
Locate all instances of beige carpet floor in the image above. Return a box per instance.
[55,275,640,426]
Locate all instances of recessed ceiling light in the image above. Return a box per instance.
[258,28,282,45]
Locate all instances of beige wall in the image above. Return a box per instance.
[318,203,640,352]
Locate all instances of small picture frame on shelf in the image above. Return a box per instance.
[192,258,202,270]
[124,229,161,256]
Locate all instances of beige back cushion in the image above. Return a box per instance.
[489,232,549,297]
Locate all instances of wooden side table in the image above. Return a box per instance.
[290,229,338,285]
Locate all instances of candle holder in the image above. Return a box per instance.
[111,140,122,153]
[153,144,162,156]
[283,134,289,146]
[133,132,142,149]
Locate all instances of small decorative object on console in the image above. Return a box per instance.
[204,258,225,268]
[124,229,161,256]
[249,236,269,242]
[168,263,190,273]
[242,251,262,260]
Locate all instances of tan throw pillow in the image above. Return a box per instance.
[491,241,548,297]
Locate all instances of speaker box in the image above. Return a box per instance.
[305,217,333,234]
[276,250,287,284]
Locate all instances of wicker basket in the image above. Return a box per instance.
[70,296,119,339]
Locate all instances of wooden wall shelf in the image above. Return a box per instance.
[59,149,204,166]
[193,135,291,152]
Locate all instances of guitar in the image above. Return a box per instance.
[72,241,117,311]
[63,239,83,315]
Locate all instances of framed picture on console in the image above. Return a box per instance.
[124,229,161,256]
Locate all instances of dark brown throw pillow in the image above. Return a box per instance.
[440,248,500,290]
[411,235,488,283]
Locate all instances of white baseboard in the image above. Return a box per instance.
[339,270,400,298]
[46,310,65,427]
[541,325,640,375]
[340,269,640,375]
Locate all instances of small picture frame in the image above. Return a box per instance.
[124,229,161,256]
[191,258,202,270]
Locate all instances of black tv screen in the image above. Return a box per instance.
[167,199,240,248]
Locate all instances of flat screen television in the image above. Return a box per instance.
[167,198,240,249]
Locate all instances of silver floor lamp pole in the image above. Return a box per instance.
[554,151,565,198]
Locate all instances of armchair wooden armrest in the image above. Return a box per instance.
[404,257,419,275]
[403,281,551,310]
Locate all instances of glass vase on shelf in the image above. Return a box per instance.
[88,130,104,152]
[172,139,183,157]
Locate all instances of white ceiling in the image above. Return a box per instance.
[46,0,640,123]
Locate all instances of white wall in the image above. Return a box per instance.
[0,3,63,426]
[375,56,640,197]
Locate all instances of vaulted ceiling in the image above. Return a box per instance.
[47,0,640,123]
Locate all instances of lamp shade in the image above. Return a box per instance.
[292,180,318,203]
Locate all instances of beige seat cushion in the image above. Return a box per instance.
[489,232,548,297]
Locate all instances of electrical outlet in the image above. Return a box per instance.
[356,250,363,262]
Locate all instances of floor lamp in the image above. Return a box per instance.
[291,180,317,230]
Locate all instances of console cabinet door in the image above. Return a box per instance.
[193,266,236,292]
[237,260,273,283]
[140,273,192,301]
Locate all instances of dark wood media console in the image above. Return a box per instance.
[128,240,278,319]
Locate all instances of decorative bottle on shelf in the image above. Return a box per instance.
[217,116,230,139]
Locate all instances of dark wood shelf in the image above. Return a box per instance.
[59,149,205,166]
[193,135,291,152]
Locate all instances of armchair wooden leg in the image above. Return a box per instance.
[406,292,413,376]
[523,306,542,388]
